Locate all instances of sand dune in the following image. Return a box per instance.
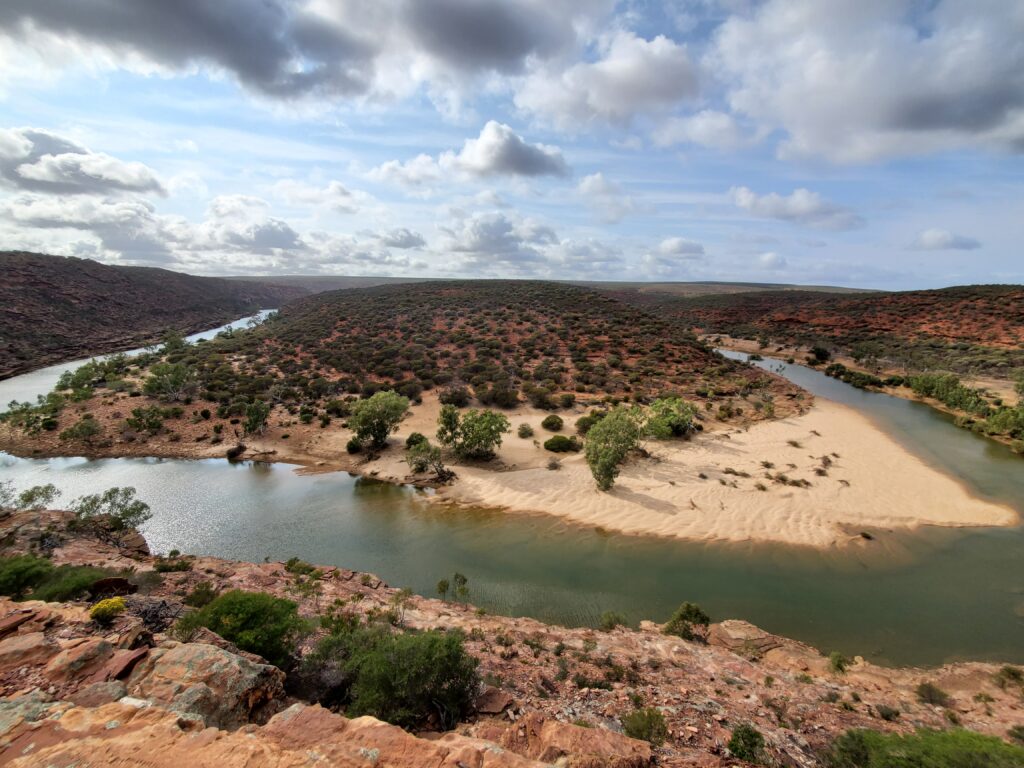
[423,400,1016,548]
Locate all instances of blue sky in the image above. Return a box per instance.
[0,0,1021,289]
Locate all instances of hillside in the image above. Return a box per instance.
[255,280,777,405]
[610,285,1024,377]
[0,252,307,379]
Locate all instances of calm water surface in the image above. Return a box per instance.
[1,344,1022,667]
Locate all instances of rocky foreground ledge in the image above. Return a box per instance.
[1,509,1022,767]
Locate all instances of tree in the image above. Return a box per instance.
[143,362,197,402]
[435,405,509,460]
[405,440,445,476]
[15,484,61,511]
[646,397,697,439]
[175,590,306,669]
[584,406,642,491]
[663,601,710,641]
[436,578,450,600]
[59,416,102,443]
[0,481,13,509]
[349,391,410,450]
[243,400,271,436]
[71,486,152,544]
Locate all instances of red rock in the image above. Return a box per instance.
[500,712,653,767]
[0,609,36,639]
[477,686,515,714]
[0,632,54,674]
[44,637,114,683]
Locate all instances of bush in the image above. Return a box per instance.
[517,423,534,439]
[875,704,900,722]
[826,728,1024,768]
[405,432,428,449]
[0,554,55,599]
[60,416,102,442]
[346,436,362,454]
[184,581,218,608]
[584,407,642,490]
[90,596,127,625]
[645,397,697,439]
[175,590,306,668]
[599,611,626,631]
[541,414,563,432]
[915,681,951,707]
[663,601,710,641]
[349,391,410,450]
[71,487,152,544]
[728,723,765,763]
[544,435,579,453]
[829,651,850,674]
[436,405,509,460]
[622,707,668,746]
[439,386,471,407]
[31,565,111,602]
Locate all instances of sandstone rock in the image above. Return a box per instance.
[126,642,285,729]
[477,685,515,714]
[708,620,783,659]
[0,609,35,640]
[0,632,55,674]
[499,712,653,767]
[44,637,114,683]
[69,680,127,707]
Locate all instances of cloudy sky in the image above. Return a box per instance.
[0,0,1021,289]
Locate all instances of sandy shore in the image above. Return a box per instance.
[422,400,1017,548]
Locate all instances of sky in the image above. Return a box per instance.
[0,0,1021,290]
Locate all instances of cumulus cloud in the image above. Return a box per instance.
[709,0,1024,162]
[577,173,635,223]
[439,211,558,273]
[908,228,981,251]
[657,237,705,257]
[369,122,567,190]
[0,128,164,195]
[757,251,787,270]
[378,228,426,249]
[730,186,864,230]
[652,110,750,150]
[272,179,363,214]
[516,30,699,128]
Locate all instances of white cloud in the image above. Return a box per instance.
[908,228,981,251]
[272,179,364,213]
[758,251,787,269]
[577,172,635,223]
[709,0,1024,162]
[657,236,705,257]
[652,109,750,150]
[378,228,426,249]
[516,30,699,128]
[730,186,864,230]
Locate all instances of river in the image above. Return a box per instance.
[2,329,1022,667]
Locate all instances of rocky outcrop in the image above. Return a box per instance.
[497,712,652,767]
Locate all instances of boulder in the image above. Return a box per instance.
[44,637,114,683]
[476,685,515,714]
[0,632,55,674]
[707,620,782,659]
[126,642,285,729]
[499,712,653,767]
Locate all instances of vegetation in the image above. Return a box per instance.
[89,596,127,625]
[30,564,113,602]
[645,397,698,438]
[348,391,410,450]
[541,414,563,432]
[543,435,580,452]
[175,590,307,668]
[728,723,766,763]
[915,681,951,707]
[825,728,1024,767]
[436,405,509,460]
[621,707,668,746]
[584,406,643,490]
[70,487,152,544]
[663,601,710,641]
[0,554,55,599]
[517,423,534,438]
[599,611,626,631]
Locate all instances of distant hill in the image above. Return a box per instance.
[0,252,307,379]
[612,285,1024,376]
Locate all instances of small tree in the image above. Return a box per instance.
[15,484,61,511]
[646,397,697,439]
[663,601,710,641]
[452,572,469,601]
[243,400,271,436]
[584,406,642,491]
[71,487,152,544]
[436,578,450,600]
[143,362,197,402]
[60,415,103,443]
[436,405,509,460]
[0,481,13,509]
[349,391,410,450]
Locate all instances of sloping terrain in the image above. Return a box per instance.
[0,252,307,379]
[611,285,1024,376]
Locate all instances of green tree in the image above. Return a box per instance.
[663,601,710,641]
[59,415,102,443]
[15,484,61,511]
[143,362,197,402]
[349,391,410,450]
[646,397,697,439]
[243,400,271,436]
[175,590,306,668]
[0,480,13,509]
[436,578,450,600]
[71,487,152,544]
[436,405,509,460]
[584,406,642,491]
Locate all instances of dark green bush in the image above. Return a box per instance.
[0,554,55,599]
[621,707,668,746]
[599,611,626,631]
[405,432,428,449]
[543,435,579,453]
[31,565,112,602]
[175,590,306,668]
[541,414,563,432]
[915,681,951,707]
[183,581,218,608]
[826,728,1024,768]
[728,723,765,763]
[663,602,710,641]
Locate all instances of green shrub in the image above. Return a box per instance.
[31,565,111,602]
[349,391,410,450]
[1009,726,1024,746]
[541,414,563,432]
[184,581,218,608]
[405,432,428,449]
[599,611,626,631]
[543,435,579,453]
[89,596,127,625]
[0,554,55,599]
[826,728,1024,768]
[663,602,710,641]
[645,397,697,438]
[436,405,509,460]
[621,707,668,746]
[175,590,306,668]
[915,681,951,707]
[346,436,362,453]
[829,651,850,674]
[71,487,152,543]
[584,406,642,490]
[728,723,765,763]
[875,704,900,722]
[517,423,534,439]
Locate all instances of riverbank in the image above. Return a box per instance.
[3,387,1015,549]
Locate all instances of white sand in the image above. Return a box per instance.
[415,400,1017,548]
